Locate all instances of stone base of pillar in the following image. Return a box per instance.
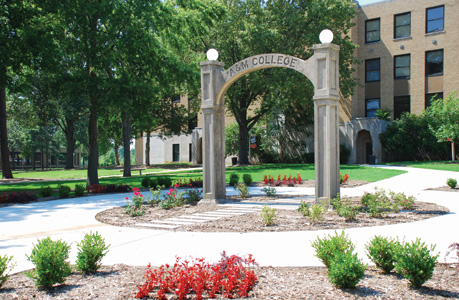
[197,198,230,206]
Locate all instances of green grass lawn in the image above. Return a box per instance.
[0,163,405,196]
[382,161,459,172]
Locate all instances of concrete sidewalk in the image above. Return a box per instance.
[1,165,458,274]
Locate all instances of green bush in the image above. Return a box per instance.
[26,237,72,289]
[141,177,150,188]
[311,230,355,269]
[328,251,366,289]
[40,186,54,197]
[229,173,239,187]
[237,183,250,198]
[365,236,401,274]
[447,178,457,189]
[261,205,276,226]
[337,202,359,221]
[394,238,438,288]
[361,189,390,218]
[242,174,252,186]
[262,186,276,197]
[0,254,15,288]
[185,188,202,203]
[297,201,311,217]
[74,184,85,197]
[310,204,326,223]
[157,177,172,188]
[58,185,71,198]
[149,178,158,189]
[76,232,110,274]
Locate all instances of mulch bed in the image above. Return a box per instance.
[2,263,459,299]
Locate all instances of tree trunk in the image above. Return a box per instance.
[238,122,249,165]
[65,118,75,169]
[145,131,150,166]
[0,86,13,178]
[114,146,120,166]
[87,105,99,186]
[452,142,456,163]
[122,111,131,177]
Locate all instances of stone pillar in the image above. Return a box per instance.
[312,43,340,203]
[191,128,200,165]
[199,60,227,205]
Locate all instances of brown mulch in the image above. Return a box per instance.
[2,264,459,299]
[426,186,459,192]
[96,194,449,233]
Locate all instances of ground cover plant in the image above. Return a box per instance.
[135,252,258,299]
[261,205,276,226]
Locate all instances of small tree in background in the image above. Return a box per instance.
[425,91,459,162]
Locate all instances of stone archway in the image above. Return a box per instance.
[199,43,340,205]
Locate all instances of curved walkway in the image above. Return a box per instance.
[0,166,458,274]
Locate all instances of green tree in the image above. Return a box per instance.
[379,113,448,161]
[206,0,357,164]
[425,91,459,162]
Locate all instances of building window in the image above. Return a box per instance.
[425,93,443,108]
[394,54,410,79]
[366,58,380,82]
[426,50,443,76]
[366,18,380,43]
[189,144,192,162]
[394,12,411,39]
[394,96,410,119]
[188,116,197,131]
[172,144,180,162]
[426,6,444,33]
[366,99,380,117]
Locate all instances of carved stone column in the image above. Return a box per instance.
[199,60,226,205]
[312,43,341,203]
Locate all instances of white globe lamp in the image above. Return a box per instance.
[206,48,219,61]
[319,29,334,44]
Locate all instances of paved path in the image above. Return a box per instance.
[1,165,458,274]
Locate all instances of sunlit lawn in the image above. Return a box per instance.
[382,160,459,172]
[0,164,405,196]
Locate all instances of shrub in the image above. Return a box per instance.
[40,186,54,197]
[0,254,15,288]
[365,236,401,274]
[74,184,85,197]
[185,188,202,203]
[149,177,158,189]
[330,194,342,210]
[297,201,311,217]
[261,205,276,226]
[242,173,252,186]
[76,232,110,274]
[311,230,355,269]
[310,204,326,223]
[229,173,239,187]
[148,187,162,206]
[26,237,72,289]
[141,177,150,188]
[447,178,457,189]
[87,184,107,193]
[157,176,172,188]
[337,202,360,221]
[328,250,366,289]
[58,185,71,198]
[114,183,130,193]
[395,238,438,288]
[6,191,37,204]
[361,188,390,218]
[262,186,276,197]
[124,187,146,217]
[236,183,250,198]
[390,191,415,210]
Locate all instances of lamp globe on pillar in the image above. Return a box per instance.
[319,29,334,44]
[206,48,219,61]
